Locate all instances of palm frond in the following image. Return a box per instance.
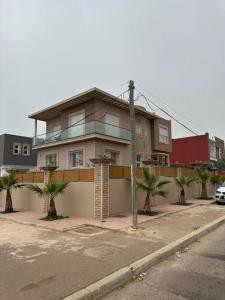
[27,184,44,197]
[1,173,18,189]
[174,177,183,188]
[157,180,170,188]
[53,182,69,197]
[0,180,3,191]
[210,175,221,186]
[152,190,168,198]
[196,168,210,183]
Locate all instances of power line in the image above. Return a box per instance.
[134,81,209,136]
[136,90,199,136]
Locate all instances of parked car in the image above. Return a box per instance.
[215,182,225,204]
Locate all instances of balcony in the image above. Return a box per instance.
[33,120,131,147]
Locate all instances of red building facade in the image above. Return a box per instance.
[171,134,210,166]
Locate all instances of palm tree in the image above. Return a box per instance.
[27,181,69,218]
[174,176,195,205]
[220,176,225,185]
[0,173,22,213]
[210,175,222,189]
[137,169,170,212]
[196,168,210,199]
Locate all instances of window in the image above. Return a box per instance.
[13,143,21,155]
[136,119,141,134]
[159,155,167,166]
[46,153,57,167]
[68,111,85,138]
[209,141,217,161]
[136,154,141,167]
[69,150,84,168]
[22,144,31,156]
[105,114,120,138]
[53,124,61,132]
[159,125,169,144]
[105,149,120,165]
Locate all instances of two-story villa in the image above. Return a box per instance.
[29,88,172,169]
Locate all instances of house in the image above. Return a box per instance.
[0,134,37,176]
[215,137,225,162]
[171,133,224,167]
[29,87,172,169]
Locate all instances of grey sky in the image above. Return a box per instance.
[0,0,224,139]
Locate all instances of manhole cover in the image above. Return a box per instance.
[72,225,105,235]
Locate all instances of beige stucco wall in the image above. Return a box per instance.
[109,177,216,216]
[37,140,96,169]
[0,182,94,217]
[136,113,152,160]
[95,140,131,166]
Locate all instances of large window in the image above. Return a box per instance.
[105,114,120,138]
[105,149,120,165]
[68,112,85,138]
[46,153,57,167]
[159,125,169,144]
[69,150,84,168]
[136,119,141,135]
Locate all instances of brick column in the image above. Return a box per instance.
[90,158,112,220]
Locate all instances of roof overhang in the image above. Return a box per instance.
[28,87,157,121]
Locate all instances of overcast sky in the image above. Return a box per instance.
[0,0,225,139]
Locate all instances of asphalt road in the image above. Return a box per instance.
[104,222,225,300]
[0,219,164,300]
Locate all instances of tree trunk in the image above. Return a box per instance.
[48,198,57,218]
[5,189,13,213]
[179,188,186,205]
[201,182,208,199]
[143,194,151,212]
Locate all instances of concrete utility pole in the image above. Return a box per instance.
[129,80,138,229]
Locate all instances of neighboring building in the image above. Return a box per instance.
[29,87,172,169]
[215,137,225,162]
[171,133,224,167]
[0,134,37,176]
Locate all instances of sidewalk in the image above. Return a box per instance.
[0,199,214,231]
[0,202,224,300]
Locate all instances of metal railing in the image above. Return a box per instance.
[33,120,131,146]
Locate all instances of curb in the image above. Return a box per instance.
[63,214,225,300]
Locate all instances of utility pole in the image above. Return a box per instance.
[129,80,138,229]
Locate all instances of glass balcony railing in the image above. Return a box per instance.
[33,120,131,146]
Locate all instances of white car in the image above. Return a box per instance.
[215,182,225,204]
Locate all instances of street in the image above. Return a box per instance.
[105,222,225,300]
